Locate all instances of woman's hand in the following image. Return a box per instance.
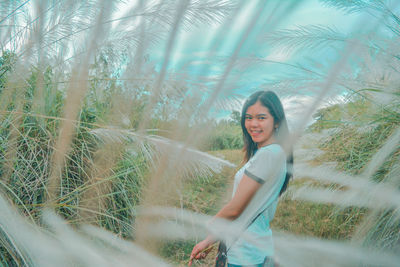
[188,175,261,266]
[188,237,215,266]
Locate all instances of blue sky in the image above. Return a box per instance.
[119,0,367,126]
[159,0,362,72]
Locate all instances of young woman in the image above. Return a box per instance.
[189,91,293,267]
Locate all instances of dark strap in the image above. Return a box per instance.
[215,242,227,267]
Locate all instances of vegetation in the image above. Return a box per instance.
[308,96,400,254]
[201,112,243,151]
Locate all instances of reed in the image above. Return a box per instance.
[0,0,399,266]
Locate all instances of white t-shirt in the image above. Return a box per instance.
[227,144,286,265]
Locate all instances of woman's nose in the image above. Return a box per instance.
[250,119,259,127]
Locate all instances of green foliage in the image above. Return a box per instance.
[0,51,16,91]
[316,123,395,176]
[310,97,398,179]
[230,110,241,125]
[202,118,243,151]
[309,98,373,132]
[272,197,366,240]
[307,94,400,253]
[159,240,197,265]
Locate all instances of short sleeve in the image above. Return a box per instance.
[244,145,286,184]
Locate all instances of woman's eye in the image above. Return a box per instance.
[258,116,266,120]
[245,116,252,120]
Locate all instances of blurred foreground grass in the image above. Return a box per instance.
[160,149,241,266]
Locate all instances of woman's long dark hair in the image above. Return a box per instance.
[240,90,293,195]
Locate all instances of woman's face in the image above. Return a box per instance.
[244,101,276,148]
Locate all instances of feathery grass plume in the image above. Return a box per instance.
[29,1,47,129]
[321,0,400,37]
[304,101,400,254]
[361,127,400,178]
[89,128,234,169]
[78,142,123,223]
[132,0,235,133]
[180,0,302,159]
[83,2,251,246]
[131,206,400,266]
[263,25,349,55]
[136,0,191,134]
[291,166,400,212]
[89,126,235,250]
[292,133,400,205]
[258,3,400,104]
[273,231,400,267]
[0,192,173,266]
[192,1,297,118]
[89,126,234,241]
[46,0,115,205]
[350,129,400,252]
[45,68,89,204]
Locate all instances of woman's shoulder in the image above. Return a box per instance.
[245,143,286,183]
[248,144,285,166]
[257,143,285,158]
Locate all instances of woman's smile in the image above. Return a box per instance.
[249,129,262,138]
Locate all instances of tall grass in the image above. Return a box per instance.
[0,0,399,266]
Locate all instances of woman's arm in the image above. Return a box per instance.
[188,175,262,266]
[215,175,262,219]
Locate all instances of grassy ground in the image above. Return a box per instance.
[271,178,366,240]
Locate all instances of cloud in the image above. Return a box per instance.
[265,49,292,62]
[281,95,345,130]
[189,59,212,66]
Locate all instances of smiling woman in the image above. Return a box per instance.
[189,91,293,267]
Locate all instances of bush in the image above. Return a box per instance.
[203,121,243,151]
[308,96,400,253]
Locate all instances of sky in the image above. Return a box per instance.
[114,0,369,127]
[151,0,365,127]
